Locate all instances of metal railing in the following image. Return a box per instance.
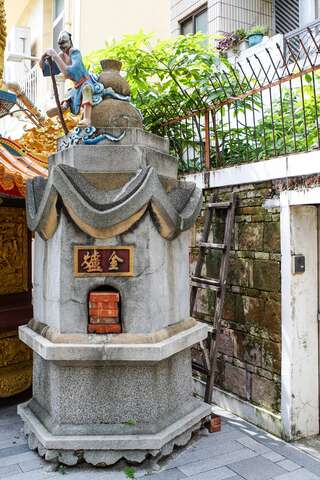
[156,21,320,173]
[4,60,46,112]
[284,18,320,66]
[22,64,45,110]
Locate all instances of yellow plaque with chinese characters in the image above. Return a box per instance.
[0,207,28,295]
[74,246,134,277]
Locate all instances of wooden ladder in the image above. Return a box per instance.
[190,192,237,404]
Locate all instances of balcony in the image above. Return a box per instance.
[4,55,65,116]
[21,63,46,112]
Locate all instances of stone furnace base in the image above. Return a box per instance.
[18,401,210,466]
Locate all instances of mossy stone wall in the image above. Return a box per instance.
[190,181,281,413]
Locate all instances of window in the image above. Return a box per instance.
[18,36,27,55]
[274,0,320,34]
[53,0,64,49]
[299,0,319,27]
[180,7,208,35]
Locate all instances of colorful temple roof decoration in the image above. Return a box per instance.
[19,113,78,159]
[0,89,16,118]
[0,137,47,198]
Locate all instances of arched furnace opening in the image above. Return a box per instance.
[87,285,121,334]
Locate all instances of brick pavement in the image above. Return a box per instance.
[1,402,320,480]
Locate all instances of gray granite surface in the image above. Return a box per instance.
[2,401,320,478]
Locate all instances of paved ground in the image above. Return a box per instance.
[1,401,320,480]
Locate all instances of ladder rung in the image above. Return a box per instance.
[191,276,220,286]
[192,362,209,375]
[190,281,220,292]
[198,242,225,250]
[207,201,231,209]
[191,277,220,292]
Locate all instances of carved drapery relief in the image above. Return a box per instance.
[0,207,28,295]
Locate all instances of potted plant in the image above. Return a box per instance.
[216,28,247,56]
[246,25,268,47]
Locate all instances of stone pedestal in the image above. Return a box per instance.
[19,127,210,466]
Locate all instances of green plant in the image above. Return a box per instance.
[247,25,268,36]
[58,464,66,475]
[235,28,247,41]
[124,466,135,479]
[209,72,320,167]
[216,29,246,53]
[123,418,138,425]
[84,31,246,172]
[84,31,239,132]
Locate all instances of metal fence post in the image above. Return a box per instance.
[204,110,210,170]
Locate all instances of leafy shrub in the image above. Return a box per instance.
[84,31,240,131]
[247,25,268,36]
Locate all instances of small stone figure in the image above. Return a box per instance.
[40,31,104,128]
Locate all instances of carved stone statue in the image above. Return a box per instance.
[40,31,102,128]
[40,31,143,133]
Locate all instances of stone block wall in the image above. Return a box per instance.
[190,181,281,413]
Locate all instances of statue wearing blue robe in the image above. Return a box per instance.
[64,49,104,115]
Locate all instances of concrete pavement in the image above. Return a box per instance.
[1,400,320,480]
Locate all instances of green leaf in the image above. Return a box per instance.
[304,73,312,83]
[124,466,135,479]
[123,419,138,425]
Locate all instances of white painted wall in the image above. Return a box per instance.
[280,202,319,440]
[183,150,320,191]
[300,0,318,27]
[79,0,170,55]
